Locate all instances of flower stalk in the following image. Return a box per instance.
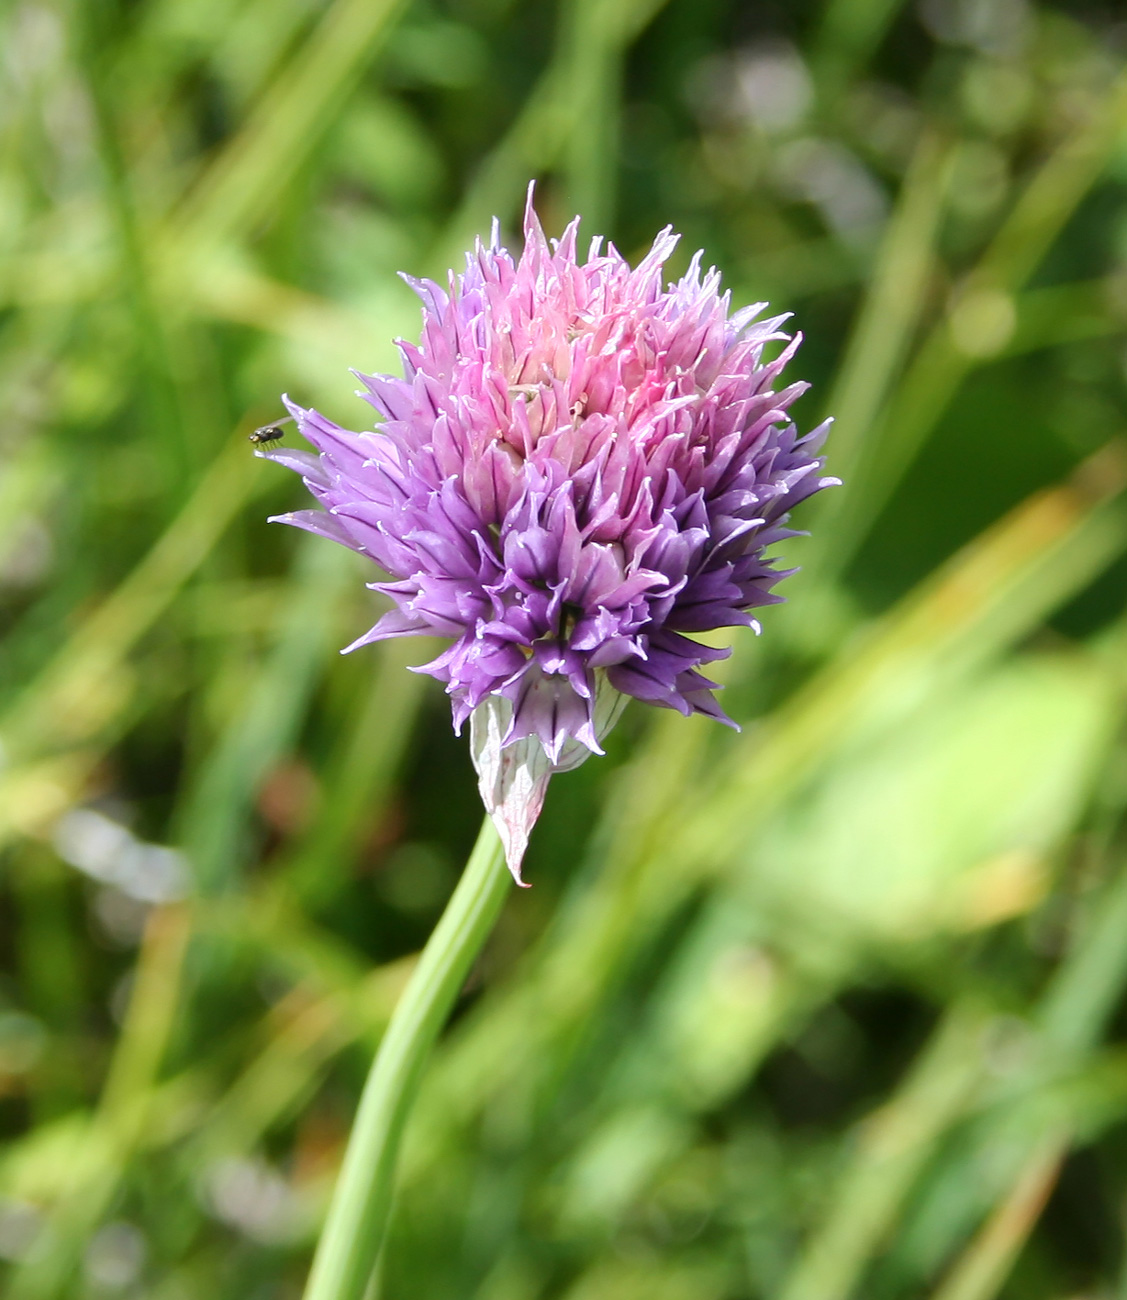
[302,817,510,1300]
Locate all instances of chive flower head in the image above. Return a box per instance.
[263,189,835,877]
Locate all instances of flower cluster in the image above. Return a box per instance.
[263,190,834,876]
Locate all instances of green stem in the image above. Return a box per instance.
[303,817,510,1300]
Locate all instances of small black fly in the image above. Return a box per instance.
[248,415,294,447]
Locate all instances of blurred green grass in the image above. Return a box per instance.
[2,0,1127,1296]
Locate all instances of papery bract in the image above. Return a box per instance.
[262,188,836,879]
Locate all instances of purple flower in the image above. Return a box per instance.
[262,189,835,879]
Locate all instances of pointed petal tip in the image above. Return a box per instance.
[494,820,533,888]
[471,695,554,889]
[485,783,546,887]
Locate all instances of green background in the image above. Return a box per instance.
[2,0,1127,1296]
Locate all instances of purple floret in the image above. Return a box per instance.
[264,189,835,768]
